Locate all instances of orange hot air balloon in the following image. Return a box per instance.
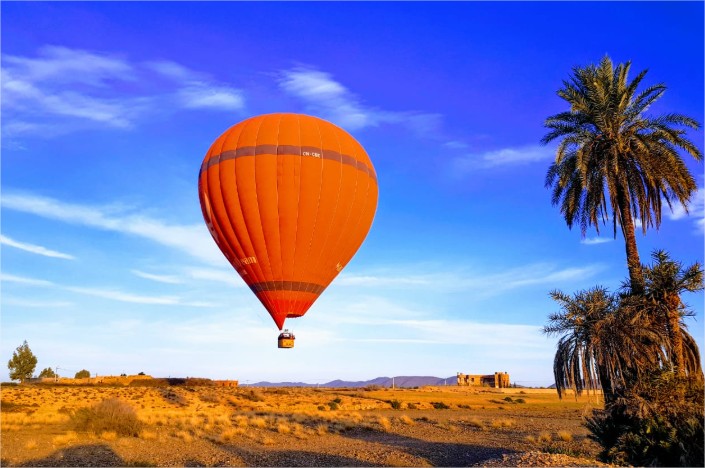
[198,113,378,343]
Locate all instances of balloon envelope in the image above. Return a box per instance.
[198,113,378,329]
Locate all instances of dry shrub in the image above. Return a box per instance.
[276,422,291,434]
[52,431,78,446]
[249,417,267,428]
[175,430,193,442]
[398,415,415,425]
[100,431,118,441]
[233,415,249,427]
[377,416,392,431]
[557,430,573,442]
[72,398,142,437]
[525,435,536,443]
[538,432,552,442]
[25,440,38,450]
[139,429,158,440]
[490,418,515,428]
[316,424,328,435]
[291,423,308,439]
[466,417,483,429]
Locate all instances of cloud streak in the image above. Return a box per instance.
[0,234,75,259]
[278,67,442,136]
[451,145,556,174]
[1,192,225,266]
[581,237,612,245]
[1,271,219,307]
[2,46,245,138]
[131,270,184,284]
[337,262,604,296]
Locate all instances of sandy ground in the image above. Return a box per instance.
[1,384,607,466]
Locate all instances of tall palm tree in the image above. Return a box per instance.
[543,56,702,294]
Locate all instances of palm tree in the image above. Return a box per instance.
[543,56,702,294]
[544,287,672,404]
[632,250,704,377]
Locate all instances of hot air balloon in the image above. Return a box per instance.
[198,113,378,347]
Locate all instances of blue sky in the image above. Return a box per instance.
[2,1,703,386]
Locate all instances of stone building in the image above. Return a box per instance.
[457,372,510,388]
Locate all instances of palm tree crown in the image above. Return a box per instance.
[543,56,702,293]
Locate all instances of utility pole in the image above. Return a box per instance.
[392,376,395,389]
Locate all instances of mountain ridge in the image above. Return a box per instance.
[248,375,457,388]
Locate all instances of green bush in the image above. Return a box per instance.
[388,399,403,410]
[431,401,450,410]
[72,398,142,436]
[327,401,339,410]
[74,369,90,379]
[586,372,704,467]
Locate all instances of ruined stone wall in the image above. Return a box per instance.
[213,380,239,387]
[457,372,510,388]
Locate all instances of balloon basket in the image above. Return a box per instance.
[277,329,295,349]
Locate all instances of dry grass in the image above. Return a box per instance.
[24,440,38,450]
[0,384,602,466]
[72,398,142,436]
[52,431,78,446]
[398,414,415,425]
[376,416,392,431]
[490,418,515,428]
[466,417,484,429]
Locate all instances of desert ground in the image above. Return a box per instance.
[1,383,608,467]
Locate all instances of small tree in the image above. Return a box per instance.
[38,367,57,379]
[75,369,90,379]
[7,340,38,383]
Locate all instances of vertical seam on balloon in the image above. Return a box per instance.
[235,117,276,317]
[301,116,327,301]
[288,114,303,317]
[273,114,290,319]
[251,115,279,322]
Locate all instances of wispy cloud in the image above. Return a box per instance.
[63,286,182,305]
[0,273,54,286]
[2,46,245,138]
[131,270,184,284]
[1,298,73,308]
[580,237,613,245]
[0,234,75,259]
[185,267,243,286]
[1,192,224,266]
[452,145,555,173]
[338,262,603,296]
[278,67,442,135]
[1,271,218,307]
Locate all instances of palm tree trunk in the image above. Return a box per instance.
[616,181,645,295]
[666,294,685,376]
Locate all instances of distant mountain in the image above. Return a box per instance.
[249,376,457,388]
